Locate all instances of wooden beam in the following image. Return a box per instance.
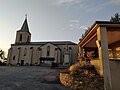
[81,33,97,48]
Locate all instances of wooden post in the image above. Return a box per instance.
[97,27,112,90]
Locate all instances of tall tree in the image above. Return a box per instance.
[110,13,120,22]
[0,49,5,60]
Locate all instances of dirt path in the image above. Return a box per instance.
[0,66,71,90]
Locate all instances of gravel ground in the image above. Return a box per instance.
[0,66,71,90]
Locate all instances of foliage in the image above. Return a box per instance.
[78,53,85,62]
[64,62,104,90]
[110,13,120,22]
[81,29,89,39]
[0,49,7,66]
[68,62,97,77]
[86,51,94,59]
[84,48,98,59]
[0,49,6,60]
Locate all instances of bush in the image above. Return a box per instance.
[61,62,104,90]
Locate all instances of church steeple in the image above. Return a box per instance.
[15,16,31,43]
[20,15,29,32]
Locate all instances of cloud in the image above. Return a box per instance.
[69,20,79,23]
[79,25,87,30]
[52,0,114,13]
[52,0,83,6]
[84,1,113,13]
[111,0,120,5]
[62,20,87,31]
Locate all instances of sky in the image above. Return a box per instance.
[0,0,120,55]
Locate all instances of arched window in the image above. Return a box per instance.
[13,56,15,60]
[19,34,22,41]
[24,48,27,56]
[18,47,21,50]
[38,47,41,51]
[47,46,50,56]
[69,47,72,50]
[63,47,66,51]
[55,48,58,51]
[27,36,29,42]
[30,47,33,49]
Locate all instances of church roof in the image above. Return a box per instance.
[12,41,77,46]
[21,18,29,31]
[30,41,77,45]
[17,17,31,34]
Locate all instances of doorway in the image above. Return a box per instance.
[21,60,24,66]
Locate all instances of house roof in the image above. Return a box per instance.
[81,21,120,41]
[78,21,120,48]
[12,41,77,46]
[93,21,120,25]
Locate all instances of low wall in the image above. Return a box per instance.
[110,59,120,90]
[91,58,120,90]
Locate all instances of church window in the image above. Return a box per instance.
[69,47,72,50]
[24,48,27,56]
[55,48,58,51]
[27,36,29,42]
[47,46,50,56]
[38,47,41,51]
[13,56,15,60]
[30,47,33,49]
[19,34,22,41]
[63,47,66,51]
[18,47,21,50]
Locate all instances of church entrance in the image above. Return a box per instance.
[40,57,55,65]
[21,60,24,66]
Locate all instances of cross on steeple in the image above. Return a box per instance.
[25,14,27,19]
[20,14,29,32]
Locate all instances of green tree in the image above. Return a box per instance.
[110,13,120,22]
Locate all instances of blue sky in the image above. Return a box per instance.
[0,0,120,54]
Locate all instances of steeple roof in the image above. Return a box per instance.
[20,18,29,32]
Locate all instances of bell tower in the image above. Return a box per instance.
[15,15,31,43]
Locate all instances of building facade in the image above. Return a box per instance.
[7,18,78,66]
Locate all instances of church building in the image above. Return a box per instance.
[7,17,78,66]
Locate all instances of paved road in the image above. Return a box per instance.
[0,66,71,90]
